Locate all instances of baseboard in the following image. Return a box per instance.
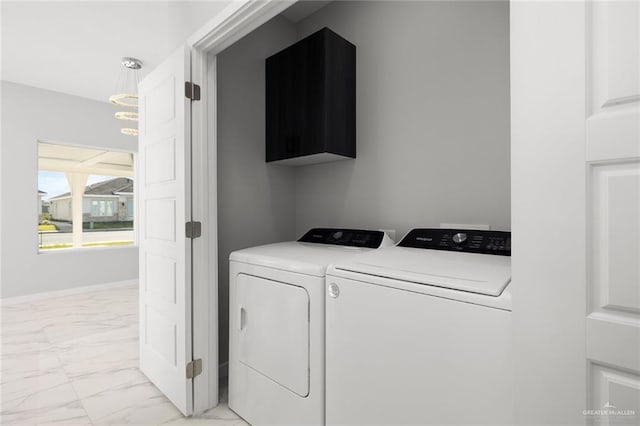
[1,279,138,306]
[219,361,229,378]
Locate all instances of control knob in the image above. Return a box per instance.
[452,232,467,245]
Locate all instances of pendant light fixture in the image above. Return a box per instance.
[110,57,142,137]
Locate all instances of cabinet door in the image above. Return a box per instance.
[297,31,325,157]
[266,46,300,161]
[324,30,356,158]
[266,32,326,161]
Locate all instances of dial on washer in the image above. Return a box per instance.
[452,233,467,245]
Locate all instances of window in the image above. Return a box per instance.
[38,142,135,251]
[91,200,115,217]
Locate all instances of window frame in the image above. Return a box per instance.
[37,140,138,253]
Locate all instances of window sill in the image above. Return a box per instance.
[38,245,138,255]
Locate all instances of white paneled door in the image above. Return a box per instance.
[512,1,639,423]
[138,46,194,415]
[586,0,640,420]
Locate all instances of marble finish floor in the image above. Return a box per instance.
[1,283,247,425]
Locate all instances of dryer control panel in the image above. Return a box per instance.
[298,228,385,249]
[398,228,511,256]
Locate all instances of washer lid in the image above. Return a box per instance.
[333,247,511,297]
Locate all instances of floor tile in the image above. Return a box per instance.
[56,325,139,377]
[37,309,132,346]
[0,328,52,357]
[58,326,141,399]
[0,282,242,425]
[0,381,91,425]
[80,378,182,425]
[28,290,135,346]
[1,303,37,325]
[1,350,69,405]
[198,403,248,424]
[71,366,149,401]
[164,413,248,425]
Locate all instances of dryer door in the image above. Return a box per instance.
[237,274,310,396]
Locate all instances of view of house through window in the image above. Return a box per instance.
[38,142,135,251]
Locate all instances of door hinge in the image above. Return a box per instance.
[186,221,202,239]
[185,81,201,101]
[186,359,203,379]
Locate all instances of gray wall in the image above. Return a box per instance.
[216,16,298,363]
[294,0,511,237]
[215,1,510,363]
[0,2,231,299]
[0,81,138,298]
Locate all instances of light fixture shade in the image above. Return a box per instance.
[109,94,138,108]
[115,111,139,121]
[121,128,139,136]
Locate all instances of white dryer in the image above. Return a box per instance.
[228,228,393,425]
[325,228,513,425]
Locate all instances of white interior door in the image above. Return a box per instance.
[585,0,640,419]
[511,1,640,423]
[138,46,193,415]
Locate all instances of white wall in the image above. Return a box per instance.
[0,1,232,103]
[215,16,298,363]
[0,81,138,298]
[167,1,231,49]
[293,0,511,237]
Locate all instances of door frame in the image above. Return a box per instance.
[185,0,297,414]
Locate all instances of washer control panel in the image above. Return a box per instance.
[298,228,385,249]
[399,228,511,256]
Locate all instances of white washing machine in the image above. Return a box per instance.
[325,228,513,425]
[228,228,394,425]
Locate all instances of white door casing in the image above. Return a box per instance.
[187,0,297,413]
[138,46,193,416]
[134,1,298,415]
[586,0,640,420]
[511,3,587,422]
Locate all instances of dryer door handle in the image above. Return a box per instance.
[239,305,246,331]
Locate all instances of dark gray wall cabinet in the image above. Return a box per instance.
[266,27,356,165]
